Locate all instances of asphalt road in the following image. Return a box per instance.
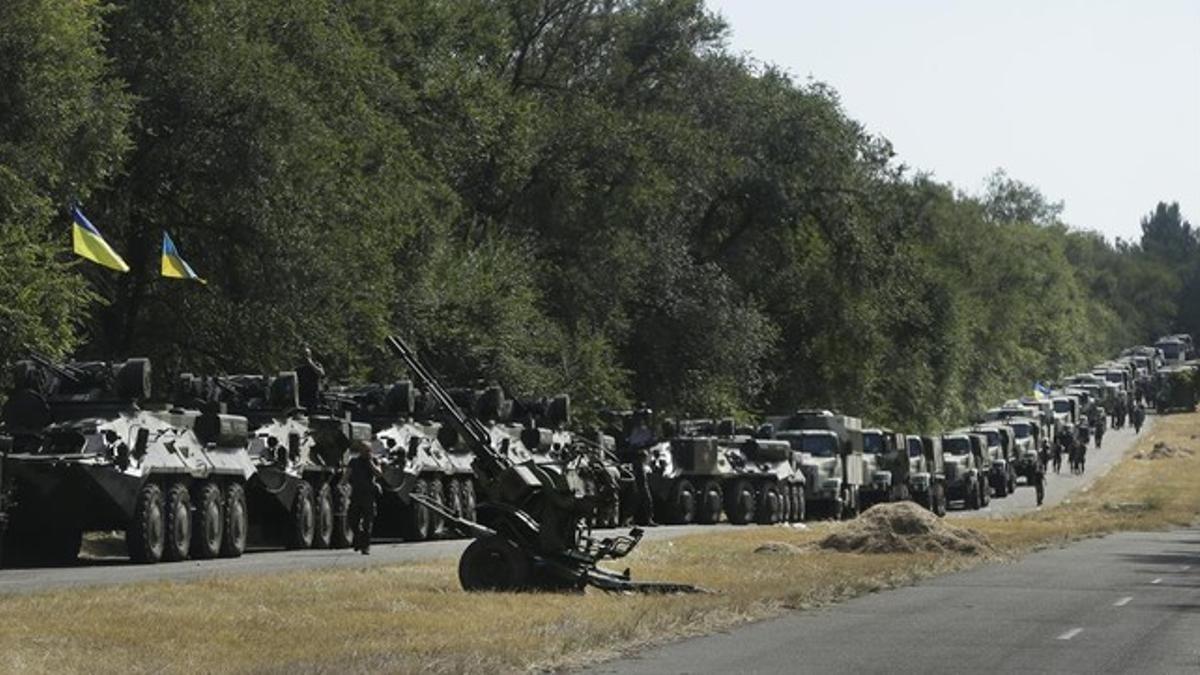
[588,526,1200,675]
[947,416,1153,519]
[0,417,1151,595]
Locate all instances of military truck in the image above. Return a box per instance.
[2,356,255,565]
[969,424,1014,498]
[904,434,947,516]
[175,372,370,550]
[941,431,990,510]
[770,410,864,519]
[1155,336,1189,364]
[645,418,804,526]
[1001,417,1042,484]
[859,428,910,508]
[1153,364,1199,413]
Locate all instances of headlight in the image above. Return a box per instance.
[873,470,892,485]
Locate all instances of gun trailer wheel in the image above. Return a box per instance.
[458,535,532,591]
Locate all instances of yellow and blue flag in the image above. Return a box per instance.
[161,231,206,284]
[1033,382,1051,400]
[71,206,129,272]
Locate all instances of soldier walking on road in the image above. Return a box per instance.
[1094,421,1105,450]
[347,441,383,555]
[1132,403,1146,434]
[624,408,658,527]
[1034,440,1050,506]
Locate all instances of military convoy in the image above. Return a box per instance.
[0,332,1191,569]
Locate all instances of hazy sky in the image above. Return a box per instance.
[707,0,1200,242]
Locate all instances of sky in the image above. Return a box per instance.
[706,0,1200,243]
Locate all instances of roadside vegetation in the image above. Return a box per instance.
[2,0,1198,429]
[0,413,1197,674]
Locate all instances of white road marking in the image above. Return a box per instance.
[1113,596,1133,607]
[1180,565,1191,572]
[1150,578,1163,585]
[1057,628,1084,641]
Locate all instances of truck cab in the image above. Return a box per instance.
[941,432,989,510]
[772,410,864,520]
[905,434,947,516]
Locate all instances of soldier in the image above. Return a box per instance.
[1074,425,1091,475]
[296,345,325,410]
[624,408,658,527]
[1132,402,1146,434]
[1113,396,1126,430]
[1094,418,1105,449]
[1034,440,1050,506]
[346,441,383,554]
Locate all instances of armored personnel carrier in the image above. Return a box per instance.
[175,372,369,549]
[643,418,803,526]
[769,410,864,520]
[2,356,254,564]
[904,434,947,516]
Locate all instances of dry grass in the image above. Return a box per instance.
[2,413,1199,674]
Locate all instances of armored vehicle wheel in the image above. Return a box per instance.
[460,478,477,522]
[724,479,755,525]
[313,481,334,549]
[667,479,697,525]
[221,483,248,557]
[163,483,192,562]
[792,486,807,522]
[458,535,532,592]
[332,482,353,549]
[192,481,224,559]
[289,481,316,549]
[129,480,165,559]
[399,481,433,541]
[117,358,152,401]
[756,482,782,525]
[695,480,723,524]
[444,477,464,518]
[421,477,445,540]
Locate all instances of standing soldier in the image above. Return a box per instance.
[1132,402,1146,434]
[346,441,383,555]
[296,345,326,411]
[1094,417,1106,450]
[624,407,658,527]
[1034,439,1050,506]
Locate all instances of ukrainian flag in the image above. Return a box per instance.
[161,232,206,284]
[71,206,129,272]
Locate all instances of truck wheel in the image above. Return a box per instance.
[668,479,697,525]
[695,480,722,524]
[191,481,223,559]
[221,483,248,558]
[461,478,477,522]
[422,477,445,540]
[723,479,755,525]
[829,496,844,521]
[842,486,860,520]
[458,535,531,592]
[793,486,807,522]
[1008,472,1017,495]
[781,486,795,522]
[288,480,315,550]
[116,358,152,401]
[934,484,948,517]
[756,482,782,524]
[332,482,353,549]
[163,482,192,562]
[967,480,981,510]
[313,481,334,549]
[980,479,991,507]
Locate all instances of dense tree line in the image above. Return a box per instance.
[1,0,1196,429]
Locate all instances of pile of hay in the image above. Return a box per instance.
[819,502,993,555]
[1134,442,1196,460]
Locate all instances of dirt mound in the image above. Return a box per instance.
[1134,442,1196,460]
[753,541,803,555]
[819,502,993,555]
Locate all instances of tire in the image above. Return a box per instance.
[829,496,844,521]
[842,486,860,520]
[421,477,444,540]
[546,394,571,427]
[313,481,334,549]
[1007,471,1016,495]
[793,486,807,522]
[385,380,416,416]
[458,535,532,592]
[994,474,1008,498]
[163,482,192,562]
[444,477,464,520]
[668,479,697,525]
[695,480,723,524]
[331,481,353,549]
[756,482,782,525]
[967,480,982,510]
[116,358,152,401]
[288,480,315,550]
[781,485,794,522]
[723,479,755,525]
[269,372,299,409]
[399,479,433,541]
[191,481,224,559]
[980,478,991,507]
[935,483,948,517]
[221,483,248,558]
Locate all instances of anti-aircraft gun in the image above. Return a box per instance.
[385,335,699,593]
[174,372,370,550]
[1,355,255,565]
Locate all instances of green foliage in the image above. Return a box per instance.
[0,0,1195,431]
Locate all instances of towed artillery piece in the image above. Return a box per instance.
[640,417,805,526]
[385,335,699,593]
[174,372,370,550]
[1,355,254,564]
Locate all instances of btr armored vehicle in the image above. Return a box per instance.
[3,357,255,564]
